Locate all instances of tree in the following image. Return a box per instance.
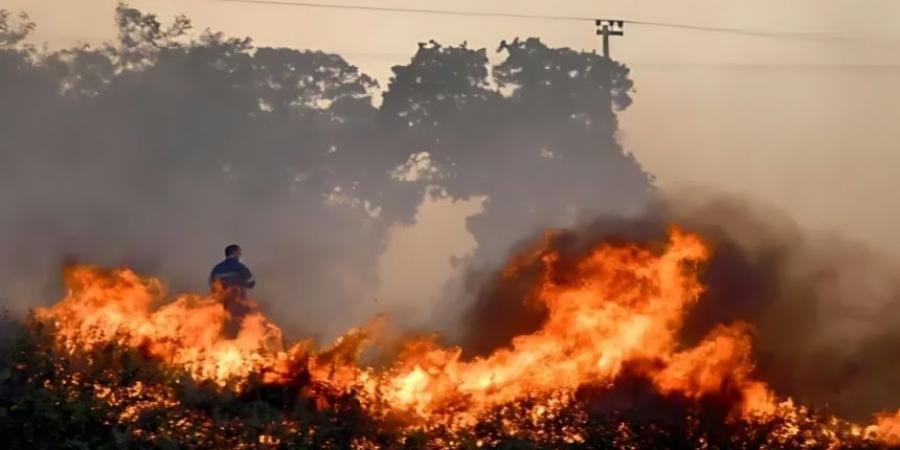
[0,5,654,339]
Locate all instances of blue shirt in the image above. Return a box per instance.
[209,257,256,290]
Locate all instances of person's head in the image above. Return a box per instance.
[225,244,242,260]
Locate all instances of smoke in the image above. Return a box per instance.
[2,1,898,427]
[670,191,900,421]
[0,6,651,341]
[454,190,900,420]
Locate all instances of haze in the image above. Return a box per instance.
[10,0,900,257]
[3,1,900,348]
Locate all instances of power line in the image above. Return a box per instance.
[626,20,837,40]
[30,35,900,69]
[34,35,899,69]
[185,0,597,22]
[630,62,900,70]
[179,0,842,41]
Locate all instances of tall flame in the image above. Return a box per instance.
[35,266,302,384]
[360,227,772,424]
[33,227,896,444]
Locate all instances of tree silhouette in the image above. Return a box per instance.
[0,5,653,338]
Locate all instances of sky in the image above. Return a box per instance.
[6,0,900,260]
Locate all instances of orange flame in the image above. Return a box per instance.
[867,409,900,445]
[33,227,896,443]
[35,266,305,385]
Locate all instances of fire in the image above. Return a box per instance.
[32,227,898,446]
[867,410,900,445]
[361,227,764,424]
[35,266,304,385]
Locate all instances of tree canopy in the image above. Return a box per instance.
[0,4,653,334]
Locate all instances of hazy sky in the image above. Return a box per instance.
[7,0,900,258]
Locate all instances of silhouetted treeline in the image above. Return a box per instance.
[0,5,652,336]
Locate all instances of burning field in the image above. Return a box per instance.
[2,226,899,449]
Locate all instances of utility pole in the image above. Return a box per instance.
[595,20,624,113]
[595,20,624,59]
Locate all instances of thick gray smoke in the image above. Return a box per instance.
[0,6,651,339]
[454,191,900,420]
[670,192,900,421]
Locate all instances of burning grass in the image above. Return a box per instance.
[1,227,898,448]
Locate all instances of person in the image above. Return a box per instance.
[209,244,256,337]
[209,244,255,291]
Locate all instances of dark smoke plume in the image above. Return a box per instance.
[456,192,900,420]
